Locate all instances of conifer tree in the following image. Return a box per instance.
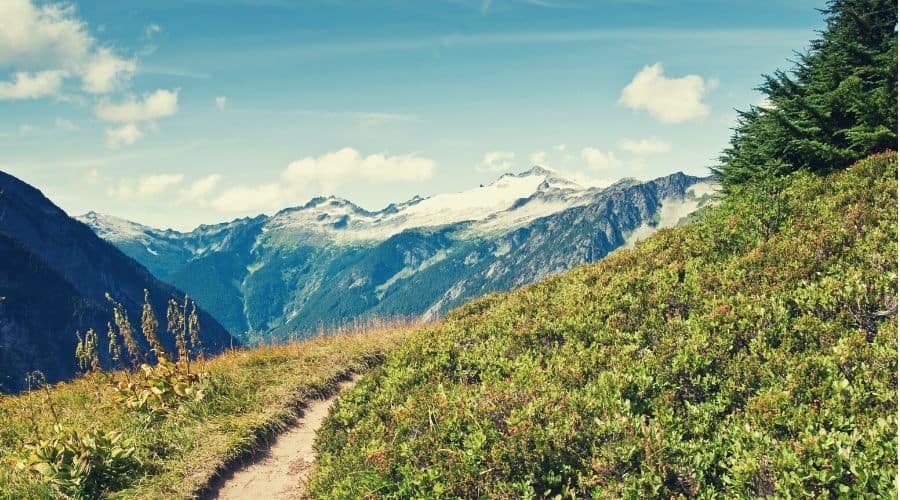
[716,0,897,187]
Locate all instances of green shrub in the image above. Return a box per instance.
[308,153,898,498]
[16,425,139,499]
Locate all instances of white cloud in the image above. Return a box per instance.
[0,0,135,95]
[109,173,184,200]
[19,124,34,135]
[0,70,66,100]
[530,151,549,166]
[282,147,435,186]
[55,117,77,130]
[536,164,613,189]
[581,147,620,170]
[208,183,287,214]
[211,148,437,213]
[554,144,567,152]
[81,47,136,94]
[558,169,615,189]
[95,89,179,122]
[0,0,91,66]
[104,123,143,149]
[215,96,226,110]
[178,174,222,205]
[619,137,671,155]
[140,24,161,56]
[619,63,715,123]
[478,151,516,172]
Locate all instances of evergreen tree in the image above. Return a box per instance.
[716,0,897,187]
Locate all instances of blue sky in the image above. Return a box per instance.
[1,0,824,230]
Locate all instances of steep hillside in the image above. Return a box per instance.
[309,153,897,497]
[0,171,236,392]
[0,234,107,391]
[80,168,715,340]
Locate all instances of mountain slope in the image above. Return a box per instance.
[80,168,716,340]
[308,153,897,497]
[0,234,107,391]
[0,171,236,392]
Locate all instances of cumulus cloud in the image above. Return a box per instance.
[178,174,222,205]
[558,169,615,189]
[282,147,435,186]
[0,0,135,95]
[0,70,66,100]
[109,173,184,200]
[208,183,287,214]
[81,48,136,94]
[0,0,91,65]
[530,151,549,166]
[95,89,179,122]
[210,147,437,213]
[619,137,672,155]
[581,147,621,170]
[478,151,516,172]
[104,123,143,149]
[619,63,716,123]
[215,96,226,110]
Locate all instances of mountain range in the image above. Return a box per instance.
[79,167,717,342]
[0,171,235,392]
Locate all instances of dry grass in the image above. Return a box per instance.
[0,321,415,499]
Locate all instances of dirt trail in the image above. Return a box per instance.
[209,377,357,500]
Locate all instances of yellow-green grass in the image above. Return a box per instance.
[0,322,412,499]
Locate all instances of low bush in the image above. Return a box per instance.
[308,153,898,498]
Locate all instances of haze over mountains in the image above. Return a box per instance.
[79,167,717,341]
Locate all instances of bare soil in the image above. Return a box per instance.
[208,377,357,499]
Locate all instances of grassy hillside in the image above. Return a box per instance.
[0,323,410,499]
[308,153,898,498]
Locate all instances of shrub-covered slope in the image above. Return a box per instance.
[309,153,898,498]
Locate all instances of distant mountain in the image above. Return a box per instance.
[80,167,717,341]
[0,171,236,393]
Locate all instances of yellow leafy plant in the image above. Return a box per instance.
[16,424,138,499]
[114,353,207,414]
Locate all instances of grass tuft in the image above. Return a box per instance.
[0,320,413,499]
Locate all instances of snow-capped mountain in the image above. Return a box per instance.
[78,167,718,341]
[242,166,597,243]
